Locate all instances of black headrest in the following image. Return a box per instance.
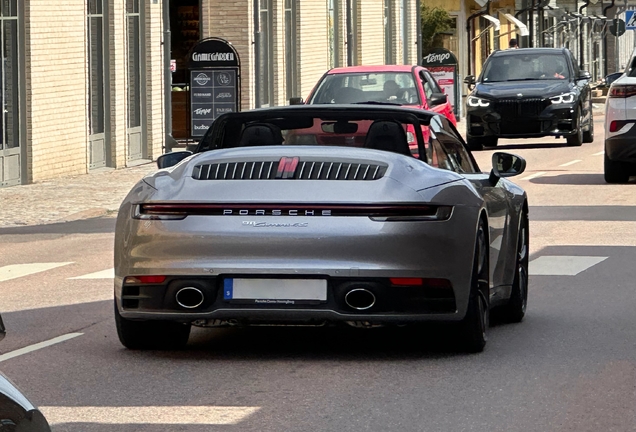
[364,120,411,156]
[239,123,283,147]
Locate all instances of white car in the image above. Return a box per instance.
[604,50,636,183]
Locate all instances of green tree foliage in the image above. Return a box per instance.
[420,3,453,50]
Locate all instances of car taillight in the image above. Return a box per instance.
[124,276,167,284]
[609,85,636,98]
[389,278,452,288]
[609,120,632,132]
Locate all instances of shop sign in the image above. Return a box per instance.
[422,48,459,117]
[188,37,241,138]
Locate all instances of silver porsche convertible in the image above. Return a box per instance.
[114,105,529,353]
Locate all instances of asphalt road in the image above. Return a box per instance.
[3,113,636,431]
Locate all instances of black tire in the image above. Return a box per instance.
[115,301,191,350]
[583,109,594,143]
[482,137,498,148]
[457,221,489,353]
[604,152,631,184]
[498,211,529,323]
[566,110,583,147]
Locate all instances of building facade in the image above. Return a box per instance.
[2,0,423,188]
[170,0,421,139]
[0,0,166,188]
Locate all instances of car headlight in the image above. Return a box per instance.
[550,92,576,104]
[467,96,490,107]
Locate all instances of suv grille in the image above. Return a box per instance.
[193,160,388,181]
[495,98,550,119]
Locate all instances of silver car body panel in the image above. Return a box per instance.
[115,140,526,324]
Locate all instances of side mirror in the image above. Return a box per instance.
[578,70,591,80]
[289,97,304,105]
[490,152,526,180]
[156,151,192,169]
[428,92,448,106]
[464,75,476,90]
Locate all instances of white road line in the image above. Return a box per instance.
[40,406,261,425]
[593,151,605,156]
[0,262,74,283]
[0,333,82,363]
[529,255,608,276]
[68,268,114,279]
[519,171,547,181]
[559,159,582,167]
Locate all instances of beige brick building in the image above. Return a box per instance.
[0,0,167,188]
[171,0,421,138]
[0,0,421,188]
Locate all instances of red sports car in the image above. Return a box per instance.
[303,65,457,126]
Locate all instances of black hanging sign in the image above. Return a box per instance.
[188,37,241,138]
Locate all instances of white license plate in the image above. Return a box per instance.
[223,278,327,303]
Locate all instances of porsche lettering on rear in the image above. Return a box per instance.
[223,209,332,216]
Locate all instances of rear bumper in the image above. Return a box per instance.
[115,206,481,323]
[116,275,463,324]
[605,124,636,163]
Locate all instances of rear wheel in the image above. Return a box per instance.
[604,152,631,184]
[498,211,528,323]
[457,221,489,353]
[566,110,583,146]
[115,301,191,350]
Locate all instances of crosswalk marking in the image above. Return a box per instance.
[40,406,261,425]
[68,268,114,279]
[529,255,608,276]
[0,262,74,282]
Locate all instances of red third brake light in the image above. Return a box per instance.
[609,120,630,132]
[125,275,167,284]
[390,278,424,286]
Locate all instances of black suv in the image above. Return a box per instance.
[464,48,593,150]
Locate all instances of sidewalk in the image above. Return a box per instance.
[0,163,156,228]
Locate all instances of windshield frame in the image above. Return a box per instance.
[480,52,572,83]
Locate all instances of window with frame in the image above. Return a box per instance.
[88,0,105,135]
[346,0,358,66]
[255,0,274,107]
[126,0,141,129]
[328,0,340,68]
[401,0,409,64]
[285,0,298,100]
[384,0,393,64]
[0,0,19,151]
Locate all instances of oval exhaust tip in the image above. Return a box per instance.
[175,287,205,309]
[344,288,376,311]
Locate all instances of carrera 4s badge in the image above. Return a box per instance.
[243,221,309,228]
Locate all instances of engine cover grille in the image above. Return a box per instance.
[193,160,388,181]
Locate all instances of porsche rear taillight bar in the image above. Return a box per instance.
[133,203,453,221]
